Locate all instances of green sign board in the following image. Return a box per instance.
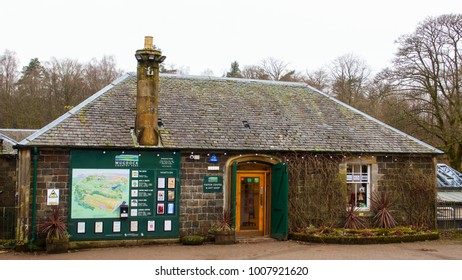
[68,150,180,240]
[203,176,223,193]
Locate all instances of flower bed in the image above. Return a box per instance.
[289,227,439,245]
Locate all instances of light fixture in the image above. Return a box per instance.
[148,54,156,61]
[135,54,143,62]
[158,55,166,63]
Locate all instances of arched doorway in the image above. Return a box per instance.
[225,155,288,239]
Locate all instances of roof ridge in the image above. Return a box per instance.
[159,73,307,88]
[18,73,133,146]
[0,128,38,132]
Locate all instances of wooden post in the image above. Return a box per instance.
[16,149,31,244]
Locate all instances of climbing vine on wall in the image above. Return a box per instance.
[283,153,347,231]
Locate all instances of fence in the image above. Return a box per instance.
[437,202,462,230]
[0,206,17,248]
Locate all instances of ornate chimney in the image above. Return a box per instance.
[134,36,166,146]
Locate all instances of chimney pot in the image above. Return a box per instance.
[144,36,154,50]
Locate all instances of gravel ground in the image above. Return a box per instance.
[1,238,462,260]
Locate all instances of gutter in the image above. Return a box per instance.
[29,147,38,251]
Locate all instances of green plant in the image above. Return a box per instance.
[42,206,69,241]
[371,191,398,228]
[343,204,366,230]
[181,235,205,245]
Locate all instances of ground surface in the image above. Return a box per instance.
[1,237,462,260]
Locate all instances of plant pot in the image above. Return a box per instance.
[214,231,236,244]
[46,238,69,254]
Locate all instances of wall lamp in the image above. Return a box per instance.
[135,54,167,63]
[135,54,143,62]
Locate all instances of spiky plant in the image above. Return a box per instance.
[42,206,69,240]
[344,204,366,230]
[371,191,397,228]
[209,209,234,233]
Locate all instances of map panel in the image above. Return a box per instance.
[71,169,130,219]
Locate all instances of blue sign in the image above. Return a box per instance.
[208,154,218,163]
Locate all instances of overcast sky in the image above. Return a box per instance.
[2,0,461,77]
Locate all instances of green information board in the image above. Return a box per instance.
[68,150,180,240]
[203,176,223,193]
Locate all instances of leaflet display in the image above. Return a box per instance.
[68,150,180,240]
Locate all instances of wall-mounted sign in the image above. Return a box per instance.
[69,150,180,241]
[203,176,223,193]
[47,189,60,205]
[208,154,218,163]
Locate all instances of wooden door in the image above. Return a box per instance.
[236,172,266,233]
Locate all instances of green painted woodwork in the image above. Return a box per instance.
[68,150,180,240]
[270,162,289,240]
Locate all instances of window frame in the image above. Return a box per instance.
[346,163,371,211]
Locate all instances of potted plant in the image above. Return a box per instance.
[209,210,236,244]
[41,205,69,254]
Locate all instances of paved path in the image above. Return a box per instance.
[1,238,462,260]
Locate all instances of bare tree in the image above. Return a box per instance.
[84,55,122,94]
[261,57,290,81]
[330,53,371,107]
[0,50,19,127]
[304,68,330,92]
[382,14,462,170]
[241,65,269,80]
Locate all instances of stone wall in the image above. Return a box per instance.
[179,152,229,236]
[30,148,231,238]
[376,155,437,227]
[34,148,70,236]
[0,155,17,208]
[23,148,438,241]
[0,155,17,239]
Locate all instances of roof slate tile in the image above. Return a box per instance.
[21,74,441,154]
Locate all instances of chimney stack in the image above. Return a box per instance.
[134,36,166,146]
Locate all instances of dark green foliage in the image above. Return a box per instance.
[181,235,205,245]
[226,61,243,78]
[290,227,439,244]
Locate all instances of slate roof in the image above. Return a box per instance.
[19,73,442,154]
[0,129,37,154]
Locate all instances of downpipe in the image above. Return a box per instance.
[29,147,38,251]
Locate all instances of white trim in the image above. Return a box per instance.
[0,133,18,145]
[19,73,133,146]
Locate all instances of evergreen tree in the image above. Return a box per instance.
[226,61,243,78]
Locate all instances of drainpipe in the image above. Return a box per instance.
[29,147,38,251]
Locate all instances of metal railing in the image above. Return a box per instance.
[437,202,462,230]
[0,206,17,248]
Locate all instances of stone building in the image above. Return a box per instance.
[0,129,37,240]
[14,37,442,246]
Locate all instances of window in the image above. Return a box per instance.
[346,164,370,209]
